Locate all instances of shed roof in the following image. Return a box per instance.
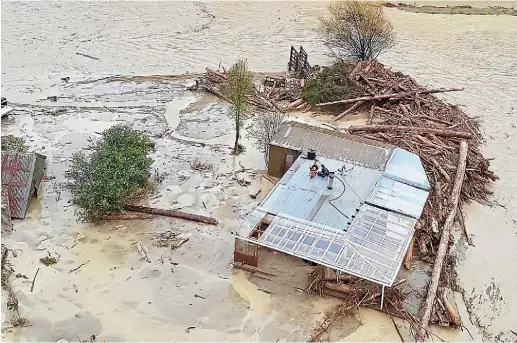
[260,156,382,231]
[271,121,393,170]
[235,123,430,286]
[1,151,46,219]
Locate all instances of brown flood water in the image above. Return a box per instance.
[1,1,516,341]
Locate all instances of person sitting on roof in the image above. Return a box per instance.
[309,165,318,179]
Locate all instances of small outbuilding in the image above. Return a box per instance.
[1,151,47,220]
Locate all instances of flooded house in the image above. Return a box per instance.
[233,121,430,296]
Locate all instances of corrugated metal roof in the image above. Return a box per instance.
[234,123,430,286]
[384,148,430,190]
[261,156,382,231]
[271,122,392,170]
[1,190,12,232]
[1,151,46,219]
[1,106,14,118]
[366,176,429,219]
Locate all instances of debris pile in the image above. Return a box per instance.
[306,267,460,342]
[307,60,496,340]
[316,60,497,257]
[202,67,293,112]
[153,231,191,250]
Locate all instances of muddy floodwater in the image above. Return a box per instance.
[1,1,517,342]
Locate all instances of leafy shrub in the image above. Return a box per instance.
[1,135,28,152]
[65,124,154,221]
[301,63,359,105]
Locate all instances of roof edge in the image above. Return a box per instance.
[271,121,395,151]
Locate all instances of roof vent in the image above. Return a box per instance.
[307,149,316,160]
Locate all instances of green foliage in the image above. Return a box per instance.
[301,63,359,105]
[223,59,254,154]
[65,124,154,221]
[1,135,28,152]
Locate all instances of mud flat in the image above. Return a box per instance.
[385,2,517,16]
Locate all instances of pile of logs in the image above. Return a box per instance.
[307,267,459,342]
[308,267,463,341]
[316,60,497,256]
[309,60,496,340]
[202,68,284,112]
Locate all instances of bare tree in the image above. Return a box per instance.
[248,111,286,164]
[319,1,395,61]
[223,59,254,154]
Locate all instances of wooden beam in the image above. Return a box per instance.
[417,140,468,341]
[332,101,364,122]
[123,205,217,225]
[316,88,463,107]
[347,125,473,139]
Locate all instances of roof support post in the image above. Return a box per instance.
[380,285,385,309]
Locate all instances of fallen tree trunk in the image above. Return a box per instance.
[457,204,472,245]
[442,291,461,327]
[322,275,355,282]
[288,98,303,109]
[403,238,414,270]
[124,205,218,225]
[333,101,364,122]
[347,125,473,139]
[324,282,355,294]
[205,67,227,80]
[417,140,468,341]
[315,88,463,107]
[101,212,154,220]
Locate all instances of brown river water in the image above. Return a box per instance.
[1,1,516,341]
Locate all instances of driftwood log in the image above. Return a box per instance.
[315,88,463,107]
[333,101,364,122]
[417,140,468,341]
[347,125,473,139]
[403,238,414,270]
[124,205,218,225]
[442,291,461,327]
[324,282,355,294]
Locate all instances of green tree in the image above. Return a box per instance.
[223,59,254,154]
[320,1,395,61]
[64,124,154,221]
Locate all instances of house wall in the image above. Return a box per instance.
[267,145,301,178]
[234,238,258,266]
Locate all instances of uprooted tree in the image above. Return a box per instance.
[301,63,362,105]
[223,59,254,154]
[248,111,286,164]
[319,1,395,61]
[65,124,156,221]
